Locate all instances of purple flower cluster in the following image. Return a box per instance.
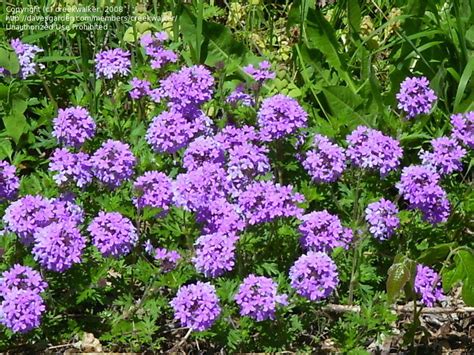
[95,48,131,79]
[0,265,47,296]
[170,281,221,331]
[0,160,19,202]
[52,107,96,148]
[243,61,275,83]
[196,198,245,234]
[90,139,136,188]
[257,94,308,142]
[146,109,212,154]
[299,211,352,253]
[144,241,181,272]
[173,163,230,212]
[133,171,173,213]
[414,264,444,307]
[346,126,403,176]
[183,136,225,171]
[88,212,138,258]
[237,181,304,225]
[10,38,44,79]
[365,198,400,241]
[215,125,259,150]
[397,165,450,224]
[302,134,346,183]
[396,76,437,118]
[226,86,255,107]
[140,32,177,69]
[420,137,466,176]
[289,252,339,301]
[129,77,152,100]
[49,148,93,188]
[451,112,474,149]
[234,275,288,321]
[32,221,86,272]
[192,232,239,278]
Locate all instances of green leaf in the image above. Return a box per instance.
[417,243,456,265]
[0,48,20,75]
[0,140,13,160]
[386,261,411,303]
[3,113,28,144]
[454,56,474,111]
[322,86,365,123]
[462,277,474,306]
[347,0,361,32]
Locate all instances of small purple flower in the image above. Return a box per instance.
[215,125,259,150]
[140,32,178,70]
[95,48,131,79]
[420,137,466,175]
[234,275,288,321]
[451,112,474,149]
[0,264,47,295]
[243,61,276,83]
[133,171,173,213]
[226,86,255,107]
[365,198,400,241]
[32,221,86,272]
[257,94,308,142]
[173,163,230,212]
[299,210,353,252]
[0,289,45,333]
[396,76,437,118]
[183,136,225,171]
[90,139,136,188]
[289,252,339,301]
[196,198,245,234]
[154,247,181,272]
[52,107,96,148]
[302,134,346,183]
[129,77,151,100]
[88,212,138,258]
[192,232,239,278]
[49,148,93,188]
[237,181,305,225]
[170,281,221,331]
[10,39,44,79]
[146,109,212,154]
[346,126,403,177]
[50,194,84,227]
[414,264,444,307]
[0,160,19,202]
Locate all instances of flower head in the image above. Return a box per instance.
[140,32,178,69]
[226,86,255,107]
[52,107,96,148]
[0,265,47,295]
[170,281,221,331]
[243,61,275,83]
[420,136,466,175]
[129,77,151,100]
[215,125,259,150]
[49,148,93,188]
[299,210,353,252]
[183,136,225,171]
[133,171,173,212]
[365,198,400,241]
[95,48,131,79]
[257,94,308,141]
[196,198,245,234]
[0,289,45,333]
[90,139,136,188]
[289,252,339,301]
[88,212,138,258]
[396,76,437,118]
[414,264,444,307]
[10,39,44,79]
[451,112,474,149]
[0,160,19,202]
[234,275,288,321]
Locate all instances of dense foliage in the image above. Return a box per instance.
[0,0,473,352]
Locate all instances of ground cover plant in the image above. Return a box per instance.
[0,0,473,352]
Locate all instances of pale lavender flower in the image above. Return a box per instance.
[49,148,93,188]
[215,125,259,150]
[52,107,96,148]
[10,38,44,79]
[414,264,444,307]
[0,264,47,295]
[196,198,245,234]
[95,48,131,79]
[0,161,19,202]
[243,61,275,83]
[183,136,225,171]
[451,112,474,149]
[420,137,466,176]
[140,32,178,69]
[133,171,173,213]
[365,198,400,241]
[0,289,45,333]
[129,77,151,100]
[154,247,181,272]
[396,76,437,118]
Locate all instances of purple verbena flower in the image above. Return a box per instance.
[196,198,245,234]
[0,289,45,333]
[414,264,444,307]
[170,281,221,331]
[90,139,136,188]
[183,136,225,171]
[192,232,239,278]
[49,148,93,188]
[243,61,275,83]
[365,198,400,241]
[299,210,353,252]
[396,76,437,118]
[140,32,178,70]
[32,221,86,272]
[257,94,308,142]
[237,181,304,225]
[88,212,138,258]
[226,85,255,107]
[346,126,403,177]
[289,252,339,301]
[154,247,181,272]
[215,125,259,150]
[302,134,346,183]
[129,77,151,100]
[234,275,288,321]
[0,264,47,295]
[95,48,131,79]
[133,171,173,213]
[419,136,466,175]
[10,39,44,79]
[52,107,96,148]
[0,161,19,202]
[451,112,474,149]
